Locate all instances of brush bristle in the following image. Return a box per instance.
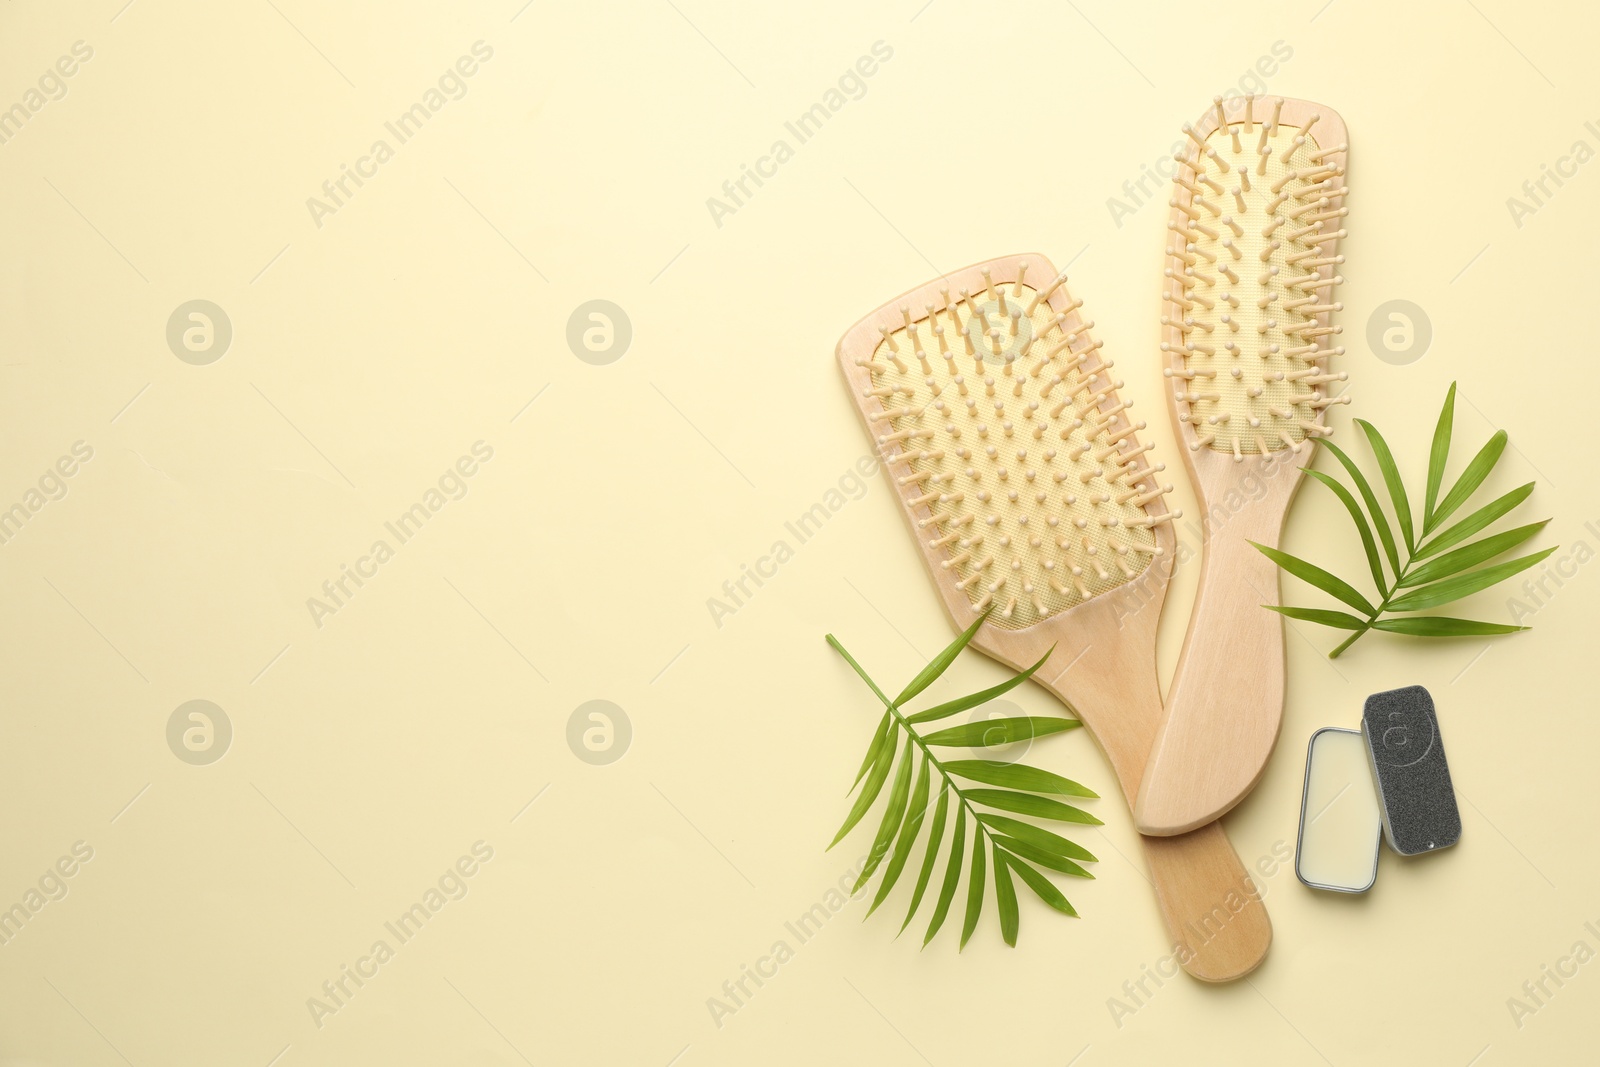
[1164,97,1350,461]
[860,264,1174,629]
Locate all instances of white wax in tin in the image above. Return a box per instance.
[1296,728,1382,893]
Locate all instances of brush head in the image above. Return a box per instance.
[838,255,1177,631]
[1163,96,1350,463]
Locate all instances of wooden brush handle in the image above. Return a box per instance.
[1136,520,1287,837]
[1137,824,1272,982]
[1031,654,1270,982]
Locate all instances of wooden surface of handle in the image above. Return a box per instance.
[1137,823,1273,982]
[1029,647,1271,982]
[1136,516,1288,837]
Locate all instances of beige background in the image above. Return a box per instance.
[2,0,1597,1064]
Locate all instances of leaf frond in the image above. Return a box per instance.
[1256,386,1549,657]
[828,633,1096,948]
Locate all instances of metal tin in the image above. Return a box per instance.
[1295,727,1382,893]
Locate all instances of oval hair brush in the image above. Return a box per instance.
[837,253,1270,981]
[1135,96,1351,837]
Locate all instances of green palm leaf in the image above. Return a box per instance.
[964,789,1101,824]
[1401,521,1549,588]
[1304,468,1387,595]
[868,755,931,915]
[1252,542,1376,615]
[1387,548,1557,613]
[1004,853,1079,917]
[851,710,892,791]
[977,815,1096,862]
[922,716,1079,747]
[993,846,1020,946]
[894,610,988,707]
[828,632,1096,947]
[943,760,1098,798]
[830,727,897,849]
[925,804,966,946]
[1428,429,1507,535]
[906,648,1052,724]
[1415,483,1535,560]
[959,827,986,950]
[1264,605,1368,629]
[853,745,915,891]
[900,787,949,935]
[993,836,1092,878]
[1424,382,1456,526]
[1322,438,1401,575]
[1355,418,1413,551]
[1255,386,1551,658]
[1370,616,1528,637]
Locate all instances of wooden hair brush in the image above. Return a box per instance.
[1136,96,1350,837]
[837,253,1270,981]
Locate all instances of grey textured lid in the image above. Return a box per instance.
[1361,685,1461,856]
